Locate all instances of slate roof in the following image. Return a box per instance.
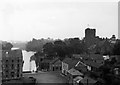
[62,58,80,70]
[50,57,59,64]
[68,68,83,76]
[53,60,62,65]
[68,59,80,70]
[73,54,89,60]
[74,62,88,73]
[41,59,52,63]
[62,57,73,64]
[89,54,104,60]
[80,76,97,84]
[83,60,102,68]
[73,76,83,83]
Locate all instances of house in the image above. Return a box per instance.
[41,59,52,71]
[73,76,83,85]
[89,54,104,65]
[110,55,120,63]
[50,59,62,71]
[74,61,88,74]
[83,60,102,72]
[72,54,90,60]
[67,68,84,84]
[62,58,73,75]
[62,58,79,75]
[79,76,97,85]
[112,64,120,75]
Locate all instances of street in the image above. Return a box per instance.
[23,71,68,85]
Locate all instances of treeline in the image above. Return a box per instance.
[1,37,120,57]
[26,38,54,52]
[1,41,13,51]
[43,38,87,59]
[26,37,120,60]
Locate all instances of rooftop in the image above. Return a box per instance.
[68,68,83,76]
[80,76,97,84]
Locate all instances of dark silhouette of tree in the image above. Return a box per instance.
[43,42,55,58]
[112,41,120,55]
[2,42,13,51]
[26,38,53,52]
[95,40,113,55]
[54,40,66,60]
[65,38,87,54]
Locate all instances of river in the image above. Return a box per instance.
[22,50,36,71]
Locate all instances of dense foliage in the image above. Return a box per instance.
[2,41,13,51]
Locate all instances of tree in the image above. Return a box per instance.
[43,42,55,58]
[2,42,13,51]
[54,40,67,60]
[112,41,120,55]
[26,38,53,52]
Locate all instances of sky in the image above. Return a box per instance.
[0,0,119,41]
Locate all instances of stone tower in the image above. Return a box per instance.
[84,28,96,47]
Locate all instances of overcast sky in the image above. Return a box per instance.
[0,0,119,41]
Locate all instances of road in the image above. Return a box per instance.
[23,71,68,85]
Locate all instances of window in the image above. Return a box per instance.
[11,75,14,77]
[94,60,96,62]
[53,67,54,71]
[56,67,58,70]
[41,59,43,61]
[17,64,19,67]
[6,65,8,68]
[60,67,62,70]
[6,75,8,77]
[12,60,14,62]
[6,60,8,63]
[17,70,19,73]
[17,74,19,77]
[6,70,8,73]
[11,72,14,77]
[11,64,14,69]
[17,60,19,62]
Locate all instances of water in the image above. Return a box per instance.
[22,50,36,71]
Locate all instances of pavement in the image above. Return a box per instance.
[23,71,68,85]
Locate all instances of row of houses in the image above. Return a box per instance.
[37,57,62,72]
[61,54,120,85]
[36,53,120,85]
[35,54,104,85]
[61,57,103,85]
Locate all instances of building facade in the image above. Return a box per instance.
[2,49,23,81]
